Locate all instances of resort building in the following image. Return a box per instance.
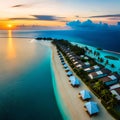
[110,88,120,101]
[84,56,89,60]
[80,55,89,60]
[75,62,90,69]
[88,68,111,79]
[110,83,120,90]
[110,83,120,100]
[99,73,120,86]
[84,65,100,73]
[80,55,84,58]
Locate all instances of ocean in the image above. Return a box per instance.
[0,29,120,120]
[0,30,62,120]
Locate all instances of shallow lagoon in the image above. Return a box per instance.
[0,32,62,120]
[73,42,120,74]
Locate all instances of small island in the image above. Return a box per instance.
[97,47,103,50]
[105,56,119,60]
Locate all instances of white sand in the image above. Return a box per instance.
[52,44,115,120]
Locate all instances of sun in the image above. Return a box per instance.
[7,24,13,29]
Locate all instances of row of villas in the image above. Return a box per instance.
[58,44,120,101]
[57,50,99,116]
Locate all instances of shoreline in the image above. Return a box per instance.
[72,42,120,55]
[51,43,115,120]
[34,40,115,120]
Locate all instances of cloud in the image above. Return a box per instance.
[32,15,61,21]
[109,17,120,21]
[89,14,120,18]
[9,15,66,22]
[66,19,97,29]
[9,17,34,20]
[66,19,120,31]
[12,4,25,8]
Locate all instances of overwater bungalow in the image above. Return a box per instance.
[84,65,100,73]
[67,71,73,77]
[99,73,120,86]
[79,90,91,101]
[88,68,111,79]
[84,101,99,116]
[69,76,80,87]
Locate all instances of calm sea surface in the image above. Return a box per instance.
[0,30,62,120]
[0,29,120,120]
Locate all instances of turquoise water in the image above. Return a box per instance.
[0,31,63,120]
[51,58,71,120]
[72,42,120,74]
[0,29,120,120]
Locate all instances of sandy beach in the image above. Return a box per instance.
[35,40,115,120]
[51,44,115,120]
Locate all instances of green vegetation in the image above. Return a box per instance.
[97,47,103,50]
[35,37,120,119]
[111,64,115,68]
[52,39,120,119]
[105,56,119,60]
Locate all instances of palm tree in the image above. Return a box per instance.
[111,64,115,68]
[96,52,100,56]
[105,60,109,66]
[100,58,104,63]
[93,81,104,93]
[94,51,97,56]
[101,89,110,101]
[107,94,117,108]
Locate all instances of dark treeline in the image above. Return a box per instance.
[35,37,67,41]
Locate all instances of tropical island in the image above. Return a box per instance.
[35,37,120,120]
[105,56,119,60]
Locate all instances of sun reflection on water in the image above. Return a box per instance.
[7,30,16,59]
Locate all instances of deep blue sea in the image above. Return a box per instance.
[0,29,120,120]
[1,30,119,52]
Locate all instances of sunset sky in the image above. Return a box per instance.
[0,0,120,29]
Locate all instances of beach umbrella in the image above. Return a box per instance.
[70,76,80,86]
[80,90,91,100]
[65,67,69,71]
[84,101,99,115]
[60,57,63,60]
[67,71,73,76]
[64,64,68,68]
[62,62,65,65]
